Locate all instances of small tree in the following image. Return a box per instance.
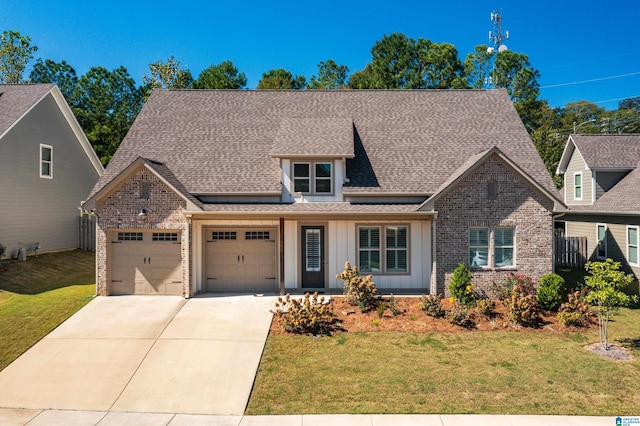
[584,259,637,350]
[448,263,475,307]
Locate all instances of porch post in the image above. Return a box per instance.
[279,217,285,295]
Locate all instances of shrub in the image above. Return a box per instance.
[507,290,541,327]
[508,273,536,297]
[271,292,337,335]
[536,273,566,311]
[557,290,593,327]
[0,243,5,259]
[490,280,513,302]
[448,263,476,307]
[476,298,496,318]
[446,303,475,328]
[387,294,402,316]
[336,261,377,312]
[419,294,445,318]
[376,303,386,319]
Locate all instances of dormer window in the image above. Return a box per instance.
[293,162,332,194]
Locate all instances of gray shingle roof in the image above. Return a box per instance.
[90,89,555,199]
[0,84,55,138]
[570,165,640,213]
[572,134,640,169]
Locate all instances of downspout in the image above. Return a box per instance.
[431,217,438,295]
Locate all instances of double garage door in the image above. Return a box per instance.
[205,227,277,293]
[110,231,183,295]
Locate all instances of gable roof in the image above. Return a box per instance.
[557,134,640,173]
[568,165,640,214]
[419,146,565,212]
[0,84,104,176]
[89,89,555,199]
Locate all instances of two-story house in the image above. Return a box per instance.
[556,134,640,277]
[0,84,103,259]
[83,89,563,297]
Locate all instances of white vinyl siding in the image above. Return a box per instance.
[628,226,639,266]
[40,144,53,178]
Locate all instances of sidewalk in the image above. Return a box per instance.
[0,409,617,425]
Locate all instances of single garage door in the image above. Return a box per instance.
[205,228,277,293]
[110,231,183,295]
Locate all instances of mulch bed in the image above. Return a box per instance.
[269,296,597,335]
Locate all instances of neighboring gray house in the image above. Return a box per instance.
[83,89,563,297]
[556,134,640,277]
[0,84,103,258]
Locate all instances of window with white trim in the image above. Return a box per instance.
[574,172,582,200]
[293,162,332,194]
[470,227,515,268]
[40,144,53,178]
[494,228,514,267]
[469,228,489,267]
[596,224,607,260]
[627,226,639,266]
[358,225,409,274]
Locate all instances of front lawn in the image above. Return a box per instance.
[0,250,95,371]
[247,307,640,415]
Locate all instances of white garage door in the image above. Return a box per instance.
[205,228,277,293]
[110,231,183,295]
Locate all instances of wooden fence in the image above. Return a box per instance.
[78,216,96,252]
[554,235,587,269]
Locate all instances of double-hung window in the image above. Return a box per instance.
[574,172,582,200]
[358,225,408,274]
[470,227,515,268]
[40,144,53,178]
[293,162,332,194]
[469,228,489,267]
[494,228,514,267]
[628,226,639,266]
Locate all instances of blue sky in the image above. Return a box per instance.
[3,0,639,109]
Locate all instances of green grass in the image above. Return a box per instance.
[247,308,640,415]
[0,250,95,371]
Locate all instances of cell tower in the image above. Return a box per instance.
[487,10,509,55]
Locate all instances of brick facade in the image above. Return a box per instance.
[95,166,190,296]
[434,154,554,295]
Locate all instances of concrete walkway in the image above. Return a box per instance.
[0,295,619,425]
[0,409,618,425]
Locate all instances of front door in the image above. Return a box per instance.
[301,226,324,288]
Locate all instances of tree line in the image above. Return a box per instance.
[1,29,638,186]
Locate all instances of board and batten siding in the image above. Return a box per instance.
[0,93,100,258]
[284,219,432,290]
[565,215,640,278]
[564,148,592,205]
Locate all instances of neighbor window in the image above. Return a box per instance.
[358,225,409,274]
[574,172,582,200]
[293,162,332,194]
[596,224,607,259]
[494,227,514,267]
[40,144,53,178]
[469,227,489,267]
[628,226,639,266]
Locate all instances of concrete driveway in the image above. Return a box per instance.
[0,294,275,416]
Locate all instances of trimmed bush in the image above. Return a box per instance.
[537,273,566,311]
[419,294,445,318]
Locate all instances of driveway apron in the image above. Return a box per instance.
[0,295,275,416]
